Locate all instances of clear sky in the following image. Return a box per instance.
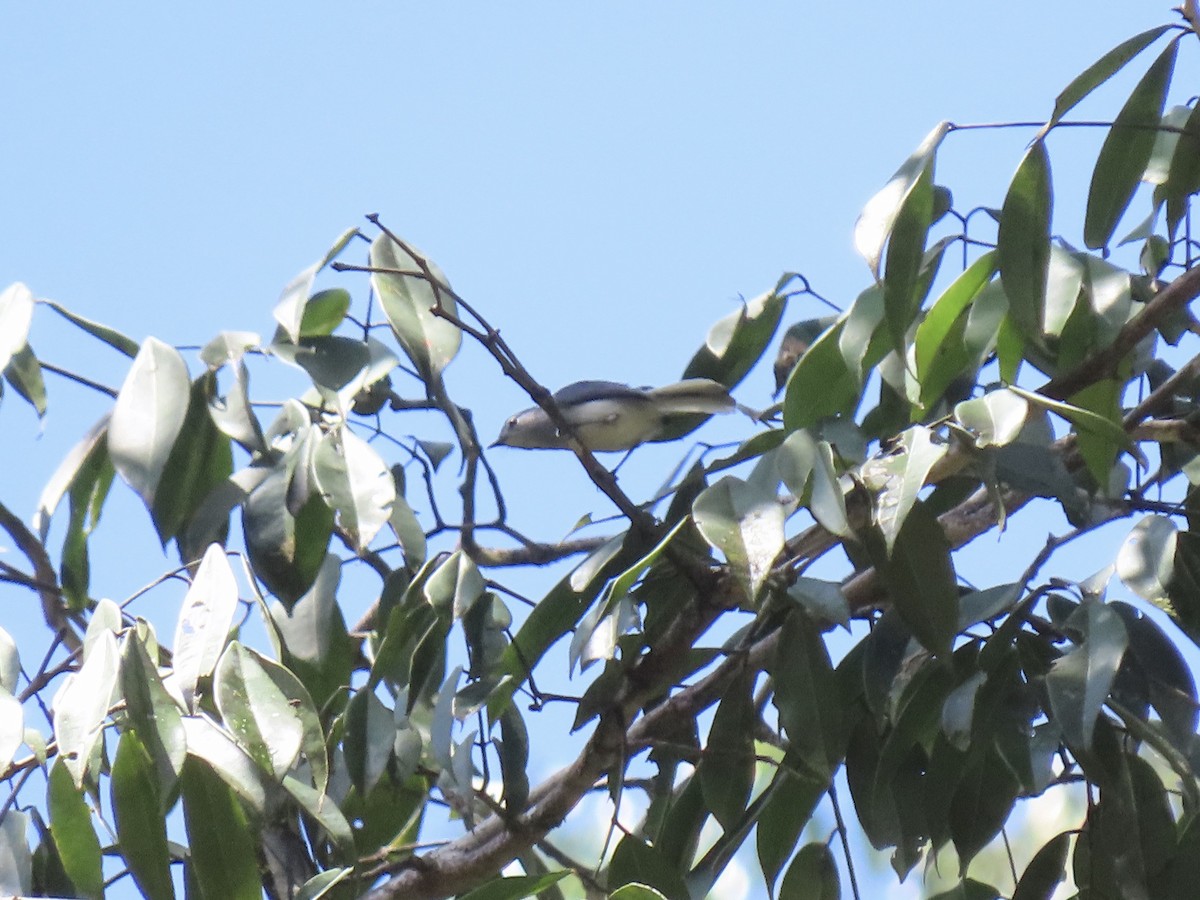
[0,5,1190,899]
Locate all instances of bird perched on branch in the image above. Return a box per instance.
[492,378,735,452]
[773,316,838,394]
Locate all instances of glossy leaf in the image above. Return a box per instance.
[782,318,860,430]
[860,425,947,552]
[111,731,174,900]
[914,252,996,403]
[0,628,17,695]
[1163,100,1200,232]
[5,343,47,416]
[882,160,936,353]
[0,282,35,374]
[215,641,304,779]
[693,475,785,602]
[44,299,140,357]
[997,140,1052,342]
[33,414,110,541]
[370,233,461,382]
[150,372,233,546]
[270,555,354,709]
[854,121,951,277]
[312,428,395,552]
[608,835,689,899]
[954,389,1029,448]
[1116,515,1175,604]
[424,548,486,618]
[47,759,103,899]
[0,809,31,897]
[180,756,260,900]
[243,459,333,606]
[683,288,787,389]
[1084,40,1178,249]
[281,774,355,857]
[775,430,851,538]
[1046,599,1128,751]
[787,577,850,629]
[120,634,186,795]
[180,715,268,814]
[173,543,239,712]
[0,687,20,775]
[299,288,352,337]
[1007,384,1139,462]
[607,886,669,900]
[343,687,394,796]
[1013,832,1070,900]
[53,629,119,786]
[1040,25,1173,133]
[108,337,192,508]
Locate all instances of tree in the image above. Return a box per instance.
[3,10,1200,900]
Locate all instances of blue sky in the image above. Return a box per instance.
[0,5,1190,898]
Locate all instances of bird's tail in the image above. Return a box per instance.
[647,378,736,415]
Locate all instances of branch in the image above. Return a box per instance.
[0,500,81,651]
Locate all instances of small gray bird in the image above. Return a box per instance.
[492,378,735,452]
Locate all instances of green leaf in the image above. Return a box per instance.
[1042,245,1086,339]
[179,756,260,900]
[370,233,461,382]
[215,641,305,779]
[787,578,850,629]
[1084,40,1179,249]
[151,372,234,547]
[699,667,755,831]
[0,283,35,374]
[458,872,570,900]
[693,475,785,602]
[1163,101,1200,233]
[109,337,192,507]
[295,868,353,900]
[311,428,395,552]
[388,487,427,570]
[770,611,843,777]
[299,288,352,337]
[280,774,355,859]
[682,288,787,389]
[54,630,119,787]
[756,765,826,896]
[1045,599,1128,751]
[243,460,333,606]
[860,425,947,552]
[1116,515,1176,604]
[997,140,1052,342]
[914,253,996,405]
[775,431,851,538]
[206,357,265,454]
[498,703,530,814]
[173,543,239,713]
[882,158,936,354]
[180,715,269,814]
[273,229,358,343]
[43,299,139,357]
[870,501,959,658]
[33,415,110,540]
[954,389,1029,448]
[111,731,175,900]
[1113,600,1198,748]
[1013,832,1070,900]
[608,835,689,899]
[949,746,1020,871]
[779,842,839,900]
[199,330,260,369]
[0,688,20,776]
[854,121,951,277]
[47,759,103,899]
[607,886,670,900]
[343,687,394,796]
[0,809,31,896]
[5,343,47,416]
[782,319,860,430]
[1040,25,1174,134]
[120,634,186,796]
[1007,384,1140,464]
[270,555,354,709]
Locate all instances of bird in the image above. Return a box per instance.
[492,378,735,452]
[773,317,837,395]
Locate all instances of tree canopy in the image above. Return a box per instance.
[4,10,1200,900]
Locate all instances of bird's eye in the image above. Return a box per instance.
[507,417,518,428]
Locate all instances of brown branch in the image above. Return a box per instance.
[1040,265,1200,401]
[0,500,81,651]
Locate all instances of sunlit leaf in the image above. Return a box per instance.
[173,544,239,713]
[44,299,139,357]
[53,630,118,787]
[0,283,35,374]
[120,634,186,795]
[0,809,31,897]
[5,343,47,417]
[693,475,785,602]
[854,122,951,277]
[181,715,269,814]
[1084,40,1179,249]
[108,337,191,508]
[370,233,461,382]
[860,425,947,551]
[954,389,1029,448]
[1045,599,1128,750]
[312,428,395,552]
[215,642,304,779]
[1116,515,1176,604]
[47,759,103,900]
[997,140,1052,342]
